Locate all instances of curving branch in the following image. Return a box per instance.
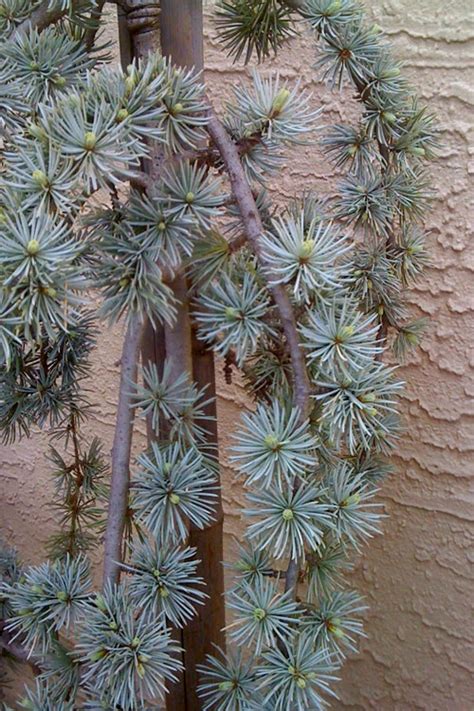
[102,316,143,586]
[206,110,311,416]
[10,1,71,37]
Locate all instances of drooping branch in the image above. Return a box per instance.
[206,110,311,416]
[102,316,143,586]
[10,1,71,37]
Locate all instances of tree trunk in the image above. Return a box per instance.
[159,2,226,709]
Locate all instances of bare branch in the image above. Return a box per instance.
[206,109,311,416]
[10,1,70,37]
[102,316,143,586]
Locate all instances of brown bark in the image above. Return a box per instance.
[159,3,226,709]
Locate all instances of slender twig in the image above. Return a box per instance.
[102,316,143,586]
[10,1,72,37]
[206,109,311,415]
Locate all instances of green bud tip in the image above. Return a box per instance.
[299,239,314,260]
[341,493,360,507]
[271,88,291,115]
[365,406,378,417]
[253,607,267,621]
[26,239,40,256]
[224,306,238,320]
[169,492,180,505]
[153,568,161,579]
[29,61,40,71]
[158,221,166,231]
[185,191,195,204]
[382,112,397,125]
[56,591,68,602]
[409,146,426,156]
[116,108,129,122]
[218,681,234,691]
[109,621,118,630]
[172,103,183,114]
[282,508,294,522]
[131,637,141,648]
[296,676,307,689]
[263,433,280,451]
[31,584,43,594]
[84,131,97,151]
[406,332,419,344]
[32,169,49,188]
[90,649,107,662]
[119,276,130,288]
[326,0,342,14]
[160,587,170,598]
[359,392,376,403]
[45,286,57,298]
[288,665,296,675]
[347,144,358,157]
[53,75,66,87]
[137,662,146,678]
[340,325,355,338]
[95,593,107,611]
[28,123,46,141]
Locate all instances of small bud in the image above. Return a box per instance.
[158,221,166,231]
[253,607,267,621]
[288,665,296,675]
[382,111,397,125]
[219,681,234,692]
[109,621,118,630]
[282,508,294,522]
[56,590,68,602]
[95,593,107,612]
[84,131,97,151]
[28,122,47,141]
[160,587,170,598]
[344,492,361,508]
[45,286,57,298]
[53,74,66,88]
[331,625,346,639]
[353,269,363,277]
[138,653,150,663]
[116,108,129,122]
[119,276,130,288]
[271,88,291,115]
[169,492,180,505]
[32,169,49,189]
[377,304,384,316]
[263,434,280,450]
[90,649,107,662]
[26,239,40,256]
[185,191,195,204]
[384,66,401,78]
[408,146,426,157]
[347,144,358,157]
[30,61,40,71]
[326,0,342,14]
[153,568,161,579]
[359,392,376,403]
[30,584,43,594]
[296,676,307,689]
[340,325,355,338]
[406,331,419,345]
[172,103,183,114]
[137,662,146,678]
[224,306,238,320]
[131,636,141,648]
[365,407,378,417]
[299,239,314,260]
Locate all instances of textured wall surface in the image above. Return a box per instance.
[1,1,473,709]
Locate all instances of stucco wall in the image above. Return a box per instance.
[1,1,473,709]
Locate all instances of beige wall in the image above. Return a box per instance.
[2,1,473,708]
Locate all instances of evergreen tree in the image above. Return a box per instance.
[0,0,437,709]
